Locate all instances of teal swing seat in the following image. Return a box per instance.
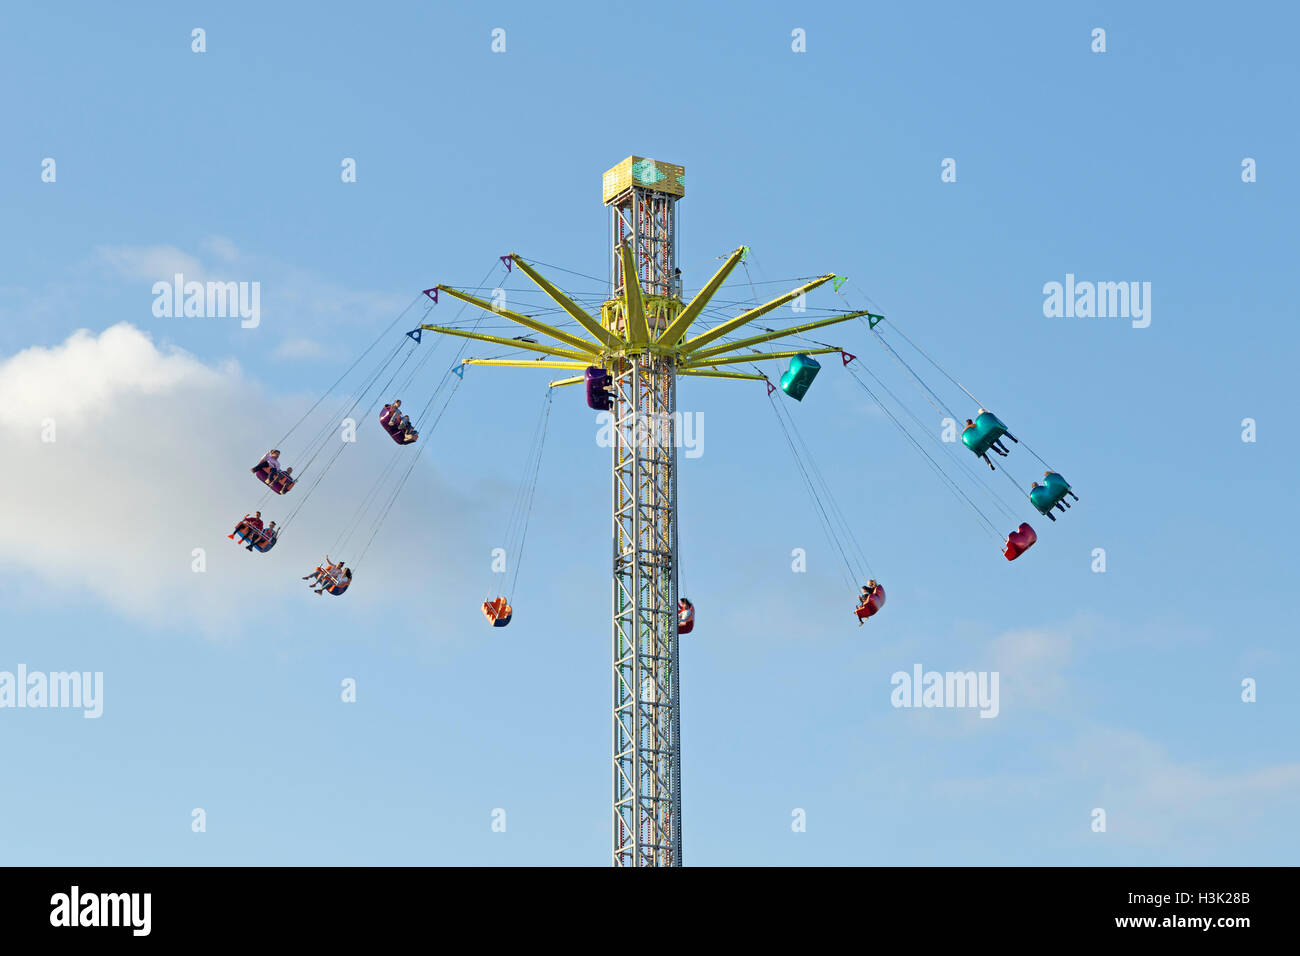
[961,411,1010,457]
[779,354,821,401]
[1030,472,1074,515]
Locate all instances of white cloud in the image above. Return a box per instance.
[201,236,241,262]
[93,239,411,335]
[0,324,227,429]
[0,323,478,634]
[987,625,1073,712]
[1055,726,1300,850]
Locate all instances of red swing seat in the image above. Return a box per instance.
[483,597,513,627]
[855,585,886,621]
[1003,522,1037,561]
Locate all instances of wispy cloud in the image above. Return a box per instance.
[96,244,205,282]
[272,337,330,360]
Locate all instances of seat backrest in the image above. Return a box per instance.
[1043,472,1069,495]
[963,413,1006,455]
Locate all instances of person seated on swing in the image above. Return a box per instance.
[249,521,277,551]
[382,399,404,430]
[857,580,883,625]
[1044,471,1079,504]
[964,412,1014,454]
[678,598,694,628]
[402,418,418,442]
[315,562,346,594]
[230,511,263,541]
[1029,482,1068,520]
[303,556,341,586]
[316,565,351,595]
[962,419,1003,470]
[977,408,1019,452]
[253,449,282,479]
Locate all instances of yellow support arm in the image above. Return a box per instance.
[436,285,603,355]
[418,325,595,363]
[678,368,767,381]
[657,246,747,347]
[509,255,620,349]
[681,274,836,355]
[690,310,880,361]
[462,359,590,371]
[548,374,585,388]
[681,347,840,369]
[618,243,650,346]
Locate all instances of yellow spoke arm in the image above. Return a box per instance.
[509,255,620,348]
[618,243,650,345]
[657,246,746,347]
[681,274,836,354]
[462,359,590,371]
[678,368,767,381]
[418,325,595,363]
[435,285,603,354]
[681,346,840,369]
[690,310,880,361]
[548,374,585,388]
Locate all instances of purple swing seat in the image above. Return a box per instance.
[585,367,613,411]
[379,406,418,445]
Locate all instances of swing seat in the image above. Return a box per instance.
[1029,483,1068,515]
[1003,522,1037,561]
[677,600,694,635]
[325,578,351,596]
[233,526,277,553]
[252,462,295,494]
[961,411,1010,457]
[483,597,513,627]
[779,354,821,402]
[855,585,886,620]
[585,366,612,411]
[1042,472,1072,497]
[379,406,418,444]
[382,418,418,444]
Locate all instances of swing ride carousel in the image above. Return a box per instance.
[228,156,1079,866]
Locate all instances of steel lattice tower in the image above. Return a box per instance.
[607,174,683,864]
[416,156,876,866]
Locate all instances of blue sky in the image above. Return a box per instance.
[1,1,1297,865]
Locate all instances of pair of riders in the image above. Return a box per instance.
[252,449,294,489]
[230,511,277,550]
[303,556,352,595]
[856,580,884,625]
[678,597,694,629]
[381,399,417,441]
[1029,471,1080,520]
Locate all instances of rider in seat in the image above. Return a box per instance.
[250,521,277,551]
[230,511,263,542]
[856,580,885,626]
